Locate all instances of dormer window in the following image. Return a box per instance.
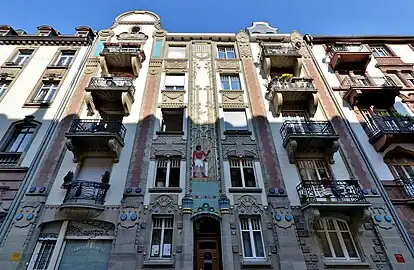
[76,31,88,37]
[0,30,8,36]
[38,31,50,36]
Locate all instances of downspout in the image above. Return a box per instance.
[304,43,414,258]
[0,35,97,245]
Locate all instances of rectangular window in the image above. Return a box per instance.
[167,46,186,59]
[155,157,181,188]
[0,30,9,36]
[160,109,184,132]
[315,219,359,260]
[220,74,241,90]
[371,46,390,57]
[402,72,414,86]
[240,217,265,259]
[0,81,10,97]
[218,46,236,59]
[55,50,75,66]
[150,217,173,258]
[223,109,248,131]
[12,50,33,66]
[296,160,331,181]
[32,81,59,103]
[30,240,57,270]
[391,165,414,197]
[387,73,404,86]
[229,157,256,187]
[3,124,36,152]
[164,74,185,90]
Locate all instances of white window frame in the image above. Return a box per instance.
[160,109,184,132]
[164,74,185,91]
[297,160,331,181]
[220,74,241,90]
[55,51,75,66]
[239,217,266,259]
[217,46,236,59]
[229,157,256,187]
[402,72,414,86]
[12,50,32,66]
[371,46,389,57]
[316,219,359,261]
[223,109,248,131]
[391,164,414,197]
[150,216,174,259]
[0,81,9,97]
[155,157,181,187]
[33,82,58,103]
[28,238,57,270]
[167,46,186,59]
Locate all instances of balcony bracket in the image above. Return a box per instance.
[303,207,321,232]
[326,141,340,164]
[99,56,109,76]
[121,92,133,116]
[84,92,96,115]
[108,138,121,163]
[263,57,271,79]
[131,56,142,77]
[271,92,283,116]
[66,138,80,163]
[309,93,318,117]
[287,140,298,164]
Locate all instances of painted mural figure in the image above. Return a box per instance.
[192,145,211,178]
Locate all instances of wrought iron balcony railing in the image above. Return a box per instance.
[362,115,414,138]
[341,76,397,88]
[0,152,21,165]
[88,77,135,95]
[69,119,126,140]
[267,77,315,92]
[280,121,337,145]
[328,44,370,53]
[62,180,110,205]
[395,178,414,199]
[102,46,141,54]
[263,45,299,56]
[297,180,366,204]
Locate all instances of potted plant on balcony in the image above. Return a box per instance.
[101,171,111,184]
[300,194,308,204]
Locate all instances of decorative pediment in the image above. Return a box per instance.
[117,31,148,42]
[222,135,258,158]
[149,195,178,214]
[234,195,263,215]
[157,103,187,108]
[43,70,65,80]
[151,135,186,158]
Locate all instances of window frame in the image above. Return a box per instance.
[239,216,266,260]
[154,156,181,188]
[0,80,10,98]
[29,80,60,105]
[371,46,390,57]
[149,216,174,259]
[54,50,76,67]
[220,74,241,90]
[164,74,185,91]
[315,218,360,261]
[11,49,34,66]
[159,108,184,133]
[217,46,236,59]
[229,157,256,187]
[166,45,186,59]
[296,159,332,181]
[223,108,248,131]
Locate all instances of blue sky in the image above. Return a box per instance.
[3,0,414,36]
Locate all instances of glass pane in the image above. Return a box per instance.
[162,229,173,258]
[341,232,358,258]
[150,229,161,257]
[317,232,332,258]
[168,167,180,187]
[253,231,265,257]
[58,240,111,270]
[227,51,236,59]
[230,168,243,187]
[243,168,256,187]
[221,77,230,90]
[230,77,241,90]
[242,231,253,257]
[33,240,56,270]
[329,232,345,258]
[155,168,167,187]
[218,51,226,59]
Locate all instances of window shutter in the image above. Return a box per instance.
[164,75,185,87]
[167,47,185,58]
[224,110,248,130]
[77,157,113,182]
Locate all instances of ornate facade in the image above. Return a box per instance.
[0,10,413,270]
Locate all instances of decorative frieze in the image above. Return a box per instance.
[164,59,188,72]
[216,59,240,73]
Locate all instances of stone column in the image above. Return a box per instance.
[219,197,233,269]
[181,196,194,269]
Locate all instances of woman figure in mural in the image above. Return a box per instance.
[192,145,211,178]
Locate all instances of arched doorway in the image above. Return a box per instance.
[193,216,222,270]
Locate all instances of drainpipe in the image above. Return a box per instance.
[0,36,97,245]
[304,43,414,258]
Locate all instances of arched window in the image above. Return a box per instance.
[315,218,359,261]
[130,26,140,34]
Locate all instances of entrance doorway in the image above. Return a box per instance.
[194,217,222,270]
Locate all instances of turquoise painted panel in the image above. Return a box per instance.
[191,181,219,211]
[94,40,104,57]
[152,40,163,58]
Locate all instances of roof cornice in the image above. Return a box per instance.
[0,36,94,46]
[312,35,414,44]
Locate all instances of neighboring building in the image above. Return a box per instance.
[310,35,414,256]
[0,10,414,270]
[0,25,94,230]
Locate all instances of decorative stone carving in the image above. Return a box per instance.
[236,31,252,59]
[246,22,278,36]
[270,206,293,229]
[84,57,100,75]
[222,135,258,158]
[65,138,80,163]
[290,30,310,58]
[98,30,114,39]
[286,140,298,164]
[161,90,185,104]
[326,141,340,164]
[234,195,263,215]
[60,208,102,219]
[216,60,240,73]
[108,139,121,163]
[14,201,42,228]
[220,90,244,104]
[149,195,178,215]
[151,135,186,158]
[304,207,321,231]
[153,29,167,38]
[119,206,141,229]
[117,32,148,42]
[164,59,188,71]
[149,59,163,75]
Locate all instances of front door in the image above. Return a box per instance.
[196,240,219,270]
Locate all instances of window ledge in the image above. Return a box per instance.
[156,131,184,135]
[241,260,272,268]
[229,187,262,193]
[324,261,370,268]
[46,65,69,69]
[224,130,251,135]
[142,259,174,267]
[23,102,51,108]
[149,187,182,193]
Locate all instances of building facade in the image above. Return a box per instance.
[0,10,414,270]
[0,24,94,232]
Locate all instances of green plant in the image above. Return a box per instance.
[101,171,111,184]
[279,73,293,81]
[300,194,308,204]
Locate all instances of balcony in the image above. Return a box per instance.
[99,43,146,76]
[280,121,340,163]
[342,76,401,107]
[265,77,318,116]
[297,180,370,218]
[328,44,371,71]
[362,115,414,152]
[394,178,414,203]
[85,77,135,117]
[61,180,110,210]
[65,119,126,163]
[0,152,21,166]
[261,45,301,77]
